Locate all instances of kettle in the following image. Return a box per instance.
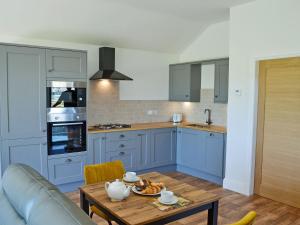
[105,179,131,201]
[172,113,183,123]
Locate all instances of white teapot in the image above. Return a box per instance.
[105,179,131,201]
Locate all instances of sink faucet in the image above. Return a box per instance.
[204,109,212,125]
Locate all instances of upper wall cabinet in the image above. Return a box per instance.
[0,45,47,139]
[46,49,87,79]
[214,59,229,103]
[169,63,201,102]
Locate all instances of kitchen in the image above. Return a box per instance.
[0,0,300,224]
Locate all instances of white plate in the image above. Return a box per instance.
[131,186,162,196]
[158,196,178,205]
[123,176,140,183]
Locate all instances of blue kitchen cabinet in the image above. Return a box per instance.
[150,128,177,167]
[90,130,150,171]
[1,138,48,178]
[0,45,47,140]
[176,128,205,171]
[88,133,106,164]
[48,153,87,185]
[46,49,87,79]
[203,132,225,178]
[177,128,225,185]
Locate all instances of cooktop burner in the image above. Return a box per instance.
[93,123,131,130]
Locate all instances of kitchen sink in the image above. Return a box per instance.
[186,123,210,128]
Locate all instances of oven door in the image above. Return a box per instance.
[47,81,86,108]
[48,121,86,155]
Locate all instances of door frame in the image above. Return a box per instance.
[253,56,300,194]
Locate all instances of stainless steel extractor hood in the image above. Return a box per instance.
[90,47,133,81]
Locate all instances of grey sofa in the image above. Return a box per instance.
[0,164,96,225]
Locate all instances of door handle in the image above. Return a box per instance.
[48,69,54,72]
[65,158,72,163]
[119,144,125,148]
[210,133,214,137]
[119,152,125,156]
[120,134,125,138]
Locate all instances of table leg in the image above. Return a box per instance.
[80,190,89,215]
[207,200,218,225]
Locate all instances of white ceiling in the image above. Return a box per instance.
[0,0,253,53]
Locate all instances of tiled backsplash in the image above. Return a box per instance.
[88,80,227,126]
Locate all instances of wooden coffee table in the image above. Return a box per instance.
[80,172,220,225]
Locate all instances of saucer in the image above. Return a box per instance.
[158,196,178,205]
[123,176,140,183]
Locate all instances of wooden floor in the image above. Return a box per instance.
[66,172,300,225]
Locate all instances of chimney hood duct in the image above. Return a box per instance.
[90,47,133,81]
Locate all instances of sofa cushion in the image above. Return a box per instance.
[0,186,26,225]
[2,164,96,225]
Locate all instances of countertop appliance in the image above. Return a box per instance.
[89,47,133,81]
[92,123,131,130]
[172,113,183,123]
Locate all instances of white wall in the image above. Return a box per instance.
[201,64,215,89]
[179,21,229,62]
[0,35,178,101]
[117,49,177,100]
[224,0,300,195]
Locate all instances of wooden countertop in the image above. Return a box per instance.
[88,122,226,134]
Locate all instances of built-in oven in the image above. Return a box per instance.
[47,80,87,155]
[47,120,87,155]
[47,81,86,108]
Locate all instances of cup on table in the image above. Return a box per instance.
[160,189,174,203]
[123,172,137,181]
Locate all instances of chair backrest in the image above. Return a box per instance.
[230,211,257,225]
[84,160,126,185]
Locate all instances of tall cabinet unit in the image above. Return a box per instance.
[0,44,88,187]
[0,45,48,177]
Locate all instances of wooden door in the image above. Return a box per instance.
[0,45,47,139]
[255,57,300,208]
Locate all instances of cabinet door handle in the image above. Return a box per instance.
[42,129,47,133]
[42,142,47,146]
[119,144,125,148]
[137,134,144,136]
[210,133,214,137]
[48,69,54,72]
[215,95,218,98]
[65,158,72,163]
[120,134,125,138]
[101,137,106,140]
[185,94,189,98]
[119,151,125,156]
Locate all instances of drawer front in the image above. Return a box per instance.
[106,139,137,153]
[106,131,138,142]
[48,155,86,185]
[105,150,138,171]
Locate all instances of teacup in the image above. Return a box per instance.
[123,172,137,181]
[160,189,174,203]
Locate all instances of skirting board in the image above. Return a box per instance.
[223,178,252,196]
[176,165,223,186]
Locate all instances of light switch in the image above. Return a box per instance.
[235,89,242,96]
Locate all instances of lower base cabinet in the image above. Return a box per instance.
[48,153,87,185]
[150,128,176,167]
[1,137,48,178]
[177,128,225,184]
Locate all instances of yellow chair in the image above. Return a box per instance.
[84,160,126,225]
[230,211,257,225]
